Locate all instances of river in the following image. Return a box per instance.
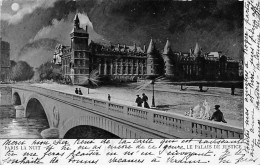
[0,105,119,139]
[0,105,49,139]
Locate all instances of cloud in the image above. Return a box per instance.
[31,18,72,44]
[31,12,94,42]
[19,48,54,68]
[30,12,97,45]
[18,38,59,67]
[19,12,108,68]
[1,0,59,25]
[19,38,59,57]
[77,13,93,29]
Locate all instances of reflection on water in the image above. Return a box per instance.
[0,105,49,139]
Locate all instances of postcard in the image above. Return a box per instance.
[0,0,259,165]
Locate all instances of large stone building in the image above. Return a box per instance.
[53,14,240,84]
[0,38,10,82]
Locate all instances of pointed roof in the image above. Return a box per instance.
[147,38,156,54]
[194,42,200,56]
[133,43,137,51]
[163,39,172,55]
[74,14,80,23]
[143,45,146,53]
[71,13,88,34]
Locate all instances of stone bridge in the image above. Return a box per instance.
[11,84,243,139]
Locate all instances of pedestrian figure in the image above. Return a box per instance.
[75,88,79,94]
[199,84,203,92]
[209,105,227,123]
[142,93,150,108]
[135,95,143,107]
[78,88,83,95]
[231,85,235,95]
[108,94,111,101]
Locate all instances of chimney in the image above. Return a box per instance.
[143,45,146,52]
[85,25,88,32]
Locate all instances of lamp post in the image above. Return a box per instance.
[88,75,90,94]
[151,79,155,108]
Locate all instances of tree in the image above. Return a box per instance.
[78,70,100,94]
[37,61,62,81]
[10,61,34,81]
[10,60,17,68]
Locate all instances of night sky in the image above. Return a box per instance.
[0,0,243,68]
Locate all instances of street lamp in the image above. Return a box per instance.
[88,73,91,94]
[151,79,155,108]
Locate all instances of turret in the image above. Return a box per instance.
[194,42,201,57]
[133,43,137,52]
[163,39,172,55]
[162,39,175,78]
[74,14,80,29]
[147,38,156,54]
[190,48,194,56]
[146,38,164,77]
[69,13,90,84]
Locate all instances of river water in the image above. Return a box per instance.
[0,105,49,139]
[0,105,119,139]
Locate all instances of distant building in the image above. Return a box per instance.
[0,38,10,82]
[53,14,240,84]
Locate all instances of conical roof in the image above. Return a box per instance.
[194,42,200,56]
[147,38,156,54]
[74,14,79,22]
[163,39,172,55]
[71,13,88,34]
[133,43,137,51]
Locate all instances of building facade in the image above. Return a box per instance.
[53,14,240,84]
[0,38,10,82]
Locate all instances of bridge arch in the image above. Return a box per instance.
[64,125,119,139]
[13,92,21,105]
[61,116,123,138]
[24,94,51,127]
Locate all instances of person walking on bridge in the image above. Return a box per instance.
[135,95,143,107]
[209,105,227,123]
[142,93,150,108]
[75,88,79,94]
[78,88,83,95]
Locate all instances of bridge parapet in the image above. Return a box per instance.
[12,84,243,139]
